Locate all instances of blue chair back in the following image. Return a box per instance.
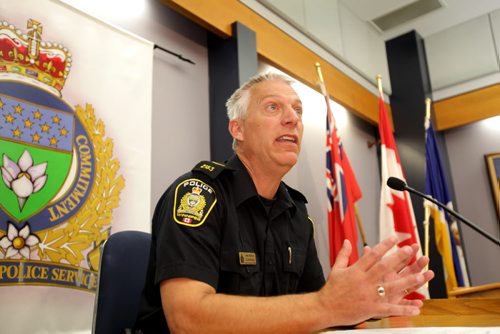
[92,230,151,334]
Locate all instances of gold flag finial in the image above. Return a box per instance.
[376,75,383,96]
[315,62,324,84]
[425,98,432,121]
[315,62,327,96]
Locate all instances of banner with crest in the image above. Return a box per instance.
[0,0,153,332]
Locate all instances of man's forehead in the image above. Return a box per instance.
[259,93,302,104]
[252,80,301,103]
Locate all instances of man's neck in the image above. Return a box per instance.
[236,153,286,199]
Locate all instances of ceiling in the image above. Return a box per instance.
[340,0,500,40]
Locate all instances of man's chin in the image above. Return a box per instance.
[277,153,299,168]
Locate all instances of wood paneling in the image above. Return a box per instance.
[434,83,500,130]
[163,0,499,130]
[354,298,500,328]
[448,282,500,299]
[162,0,387,125]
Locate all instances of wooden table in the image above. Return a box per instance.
[354,298,500,329]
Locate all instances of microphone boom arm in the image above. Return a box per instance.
[404,184,500,247]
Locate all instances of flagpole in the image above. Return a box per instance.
[354,204,368,246]
[376,75,383,97]
[425,98,431,121]
[423,98,432,270]
[315,62,368,247]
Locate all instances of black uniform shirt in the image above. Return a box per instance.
[135,155,325,333]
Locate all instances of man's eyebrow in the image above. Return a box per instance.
[258,94,302,105]
[258,94,279,103]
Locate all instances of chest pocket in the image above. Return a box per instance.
[218,249,262,296]
[282,247,306,293]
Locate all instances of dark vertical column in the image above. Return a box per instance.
[385,31,448,298]
[208,22,257,162]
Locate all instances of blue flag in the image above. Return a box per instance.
[424,118,469,291]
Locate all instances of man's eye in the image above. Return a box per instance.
[267,103,279,111]
[294,107,303,116]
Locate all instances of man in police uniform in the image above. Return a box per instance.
[134,72,434,333]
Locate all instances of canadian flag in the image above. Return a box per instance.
[378,92,429,299]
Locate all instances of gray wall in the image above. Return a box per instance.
[151,47,210,213]
[445,119,500,286]
[64,0,500,294]
[244,0,500,290]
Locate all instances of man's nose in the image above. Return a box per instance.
[282,106,299,125]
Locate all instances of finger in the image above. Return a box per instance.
[356,236,397,271]
[377,303,422,318]
[386,270,434,299]
[403,270,434,293]
[393,244,420,274]
[399,256,429,278]
[369,245,414,280]
[332,239,352,270]
[398,298,424,307]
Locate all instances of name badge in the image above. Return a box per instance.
[239,252,257,265]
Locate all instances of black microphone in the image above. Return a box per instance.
[387,177,500,247]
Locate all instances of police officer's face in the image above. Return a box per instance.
[233,79,303,171]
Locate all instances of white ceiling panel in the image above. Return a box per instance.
[340,0,417,21]
[426,14,499,89]
[341,0,500,40]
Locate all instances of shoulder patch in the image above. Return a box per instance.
[173,178,217,227]
[192,160,227,179]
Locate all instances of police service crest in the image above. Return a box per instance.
[0,19,124,291]
[174,179,216,227]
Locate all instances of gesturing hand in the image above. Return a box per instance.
[317,236,434,327]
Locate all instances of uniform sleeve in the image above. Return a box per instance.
[297,220,326,293]
[154,174,224,289]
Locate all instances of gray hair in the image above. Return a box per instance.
[225,72,295,149]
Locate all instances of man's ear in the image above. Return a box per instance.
[228,119,244,142]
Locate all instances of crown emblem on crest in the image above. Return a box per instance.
[0,19,71,96]
[192,186,202,195]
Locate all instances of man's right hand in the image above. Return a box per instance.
[317,236,434,327]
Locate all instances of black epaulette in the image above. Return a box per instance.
[192,160,227,179]
[284,183,308,203]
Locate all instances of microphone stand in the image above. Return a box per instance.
[404,185,500,247]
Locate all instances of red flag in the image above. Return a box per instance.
[324,87,362,267]
[378,92,428,299]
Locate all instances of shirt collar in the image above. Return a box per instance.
[225,155,296,214]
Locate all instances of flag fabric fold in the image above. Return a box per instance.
[378,93,428,299]
[323,87,362,267]
[424,117,469,293]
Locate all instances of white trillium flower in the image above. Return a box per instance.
[1,150,48,210]
[0,223,40,259]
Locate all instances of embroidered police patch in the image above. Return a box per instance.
[173,178,217,227]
